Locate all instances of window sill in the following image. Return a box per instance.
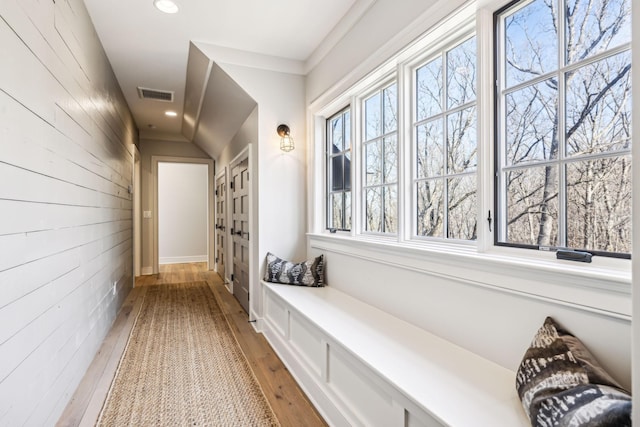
[307,232,631,319]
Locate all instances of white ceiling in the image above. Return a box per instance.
[83,0,366,143]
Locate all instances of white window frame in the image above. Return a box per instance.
[326,106,353,232]
[308,0,631,319]
[494,0,632,259]
[360,80,400,236]
[409,32,479,243]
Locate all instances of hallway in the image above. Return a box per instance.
[56,264,326,427]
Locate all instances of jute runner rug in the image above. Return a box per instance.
[96,282,279,426]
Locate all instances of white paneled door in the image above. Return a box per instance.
[231,159,250,314]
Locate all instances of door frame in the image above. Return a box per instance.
[133,146,141,279]
[215,166,228,283]
[151,156,215,274]
[228,145,255,318]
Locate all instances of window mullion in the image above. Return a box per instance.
[442,51,450,239]
[557,0,567,248]
[411,119,418,239]
[380,93,387,233]
[497,12,508,245]
[326,120,333,231]
[476,8,495,252]
[398,63,410,243]
[557,92,568,248]
[351,96,360,237]
[341,117,347,231]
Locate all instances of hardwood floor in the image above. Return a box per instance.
[56,263,327,427]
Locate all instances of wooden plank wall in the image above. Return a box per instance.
[0,0,137,425]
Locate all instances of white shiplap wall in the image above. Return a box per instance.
[0,0,137,425]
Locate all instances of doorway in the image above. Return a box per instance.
[133,148,141,278]
[152,156,215,274]
[158,162,208,265]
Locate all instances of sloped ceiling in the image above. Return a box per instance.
[184,45,257,159]
[83,0,374,145]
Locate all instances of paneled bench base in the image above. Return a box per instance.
[261,281,529,427]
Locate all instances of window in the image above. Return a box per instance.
[318,0,632,263]
[362,83,398,234]
[413,36,478,240]
[327,108,352,231]
[496,0,632,257]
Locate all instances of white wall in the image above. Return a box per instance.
[304,0,633,393]
[0,0,137,425]
[306,0,465,102]
[139,139,212,273]
[309,238,631,386]
[215,64,307,321]
[218,106,258,170]
[158,163,209,264]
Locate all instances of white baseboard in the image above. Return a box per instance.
[159,255,208,265]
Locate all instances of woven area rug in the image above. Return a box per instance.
[96,282,279,426]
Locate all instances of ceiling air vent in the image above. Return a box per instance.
[137,87,174,102]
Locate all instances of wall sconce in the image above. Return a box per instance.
[277,124,294,152]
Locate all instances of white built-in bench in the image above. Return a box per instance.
[261,281,530,427]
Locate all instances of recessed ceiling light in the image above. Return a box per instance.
[165,111,178,117]
[153,0,179,14]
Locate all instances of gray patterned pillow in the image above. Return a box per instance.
[263,252,324,287]
[516,317,631,427]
